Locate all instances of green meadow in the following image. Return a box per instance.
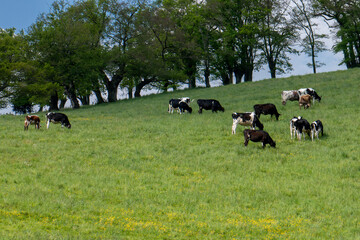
[0,69,359,239]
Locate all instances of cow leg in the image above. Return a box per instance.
[232,122,237,135]
[46,120,50,129]
[244,137,249,147]
[198,107,202,114]
[311,129,314,141]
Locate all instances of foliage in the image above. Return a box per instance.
[0,69,359,238]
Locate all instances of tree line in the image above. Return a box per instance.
[0,0,359,113]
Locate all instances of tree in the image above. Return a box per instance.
[291,0,327,73]
[258,0,299,78]
[0,29,23,108]
[206,0,264,84]
[313,0,360,68]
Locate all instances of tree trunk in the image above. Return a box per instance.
[204,62,211,88]
[234,67,244,84]
[93,88,104,104]
[135,78,152,98]
[102,71,123,102]
[59,99,66,109]
[128,87,133,99]
[80,95,90,106]
[49,92,59,111]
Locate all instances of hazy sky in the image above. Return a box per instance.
[0,1,346,80]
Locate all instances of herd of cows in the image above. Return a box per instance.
[23,87,323,149]
[167,87,323,148]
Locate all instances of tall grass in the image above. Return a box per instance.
[0,69,359,239]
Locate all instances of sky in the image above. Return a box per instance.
[0,0,347,113]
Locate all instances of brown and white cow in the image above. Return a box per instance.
[299,94,313,109]
[243,129,276,148]
[24,115,41,130]
[281,90,299,105]
[298,88,321,103]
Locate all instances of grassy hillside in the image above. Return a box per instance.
[0,69,359,239]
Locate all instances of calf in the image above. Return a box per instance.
[298,88,321,103]
[168,97,191,114]
[311,120,324,141]
[232,112,264,134]
[253,103,280,120]
[281,90,299,105]
[197,99,224,114]
[290,116,302,139]
[299,94,313,109]
[179,101,192,114]
[46,112,71,129]
[243,129,276,148]
[294,118,311,141]
[24,115,41,130]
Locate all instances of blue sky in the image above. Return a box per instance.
[0,0,346,80]
[0,0,59,31]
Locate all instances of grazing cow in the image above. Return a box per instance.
[24,115,41,130]
[311,120,324,141]
[46,112,71,129]
[232,112,264,134]
[168,97,191,114]
[281,90,300,105]
[243,129,276,148]
[298,88,321,103]
[197,99,225,114]
[179,101,192,114]
[253,103,281,120]
[290,116,302,139]
[294,118,311,141]
[299,94,313,109]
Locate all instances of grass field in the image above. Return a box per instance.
[0,69,359,239]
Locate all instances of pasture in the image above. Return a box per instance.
[0,69,359,239]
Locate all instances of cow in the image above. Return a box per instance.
[311,120,324,141]
[168,97,191,114]
[179,101,192,114]
[253,103,281,120]
[232,112,264,134]
[294,118,311,141]
[197,99,224,114]
[281,90,300,105]
[299,94,313,109]
[298,88,321,103]
[24,115,41,130]
[46,112,71,129]
[290,116,302,139]
[243,129,276,148]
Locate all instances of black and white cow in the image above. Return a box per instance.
[46,112,71,129]
[197,99,225,114]
[243,129,276,148]
[293,118,311,141]
[232,112,264,134]
[253,103,281,120]
[311,120,323,141]
[290,116,302,139]
[298,88,321,103]
[281,90,300,105]
[168,97,191,114]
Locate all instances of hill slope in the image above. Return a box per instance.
[0,69,359,239]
